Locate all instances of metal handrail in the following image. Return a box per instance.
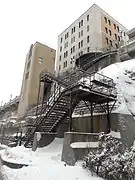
[25,70,117,146]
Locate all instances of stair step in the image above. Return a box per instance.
[51,110,66,114]
[46,117,62,121]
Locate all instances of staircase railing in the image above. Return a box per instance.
[24,85,64,146]
[24,69,117,147]
[83,50,117,70]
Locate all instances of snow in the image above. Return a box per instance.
[0,146,35,165]
[108,130,121,139]
[99,59,135,115]
[70,142,99,148]
[1,138,102,180]
[0,143,8,150]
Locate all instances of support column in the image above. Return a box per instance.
[36,80,41,116]
[69,89,72,132]
[91,102,94,133]
[107,102,111,133]
[54,83,56,102]
[41,78,46,112]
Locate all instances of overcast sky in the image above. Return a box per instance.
[0,0,134,104]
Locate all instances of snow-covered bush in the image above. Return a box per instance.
[83,133,135,180]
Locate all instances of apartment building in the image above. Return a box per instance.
[18,42,56,118]
[56,4,128,74]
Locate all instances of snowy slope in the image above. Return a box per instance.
[99,59,135,115]
[1,139,102,180]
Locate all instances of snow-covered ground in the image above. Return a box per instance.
[1,59,135,180]
[1,139,102,180]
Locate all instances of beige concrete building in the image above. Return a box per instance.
[18,42,56,118]
[56,4,128,74]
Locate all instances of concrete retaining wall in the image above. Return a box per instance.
[62,113,135,165]
[72,113,135,148]
[61,132,99,166]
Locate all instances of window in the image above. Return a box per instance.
[118,36,120,41]
[71,28,74,34]
[87,15,89,21]
[109,30,112,36]
[64,51,68,58]
[59,65,61,71]
[106,37,109,44]
[108,19,111,26]
[87,47,90,53]
[64,42,68,48]
[87,25,89,32]
[71,48,72,54]
[65,32,69,39]
[70,56,75,64]
[87,36,89,43]
[78,42,80,49]
[63,62,65,68]
[114,24,116,29]
[81,30,83,36]
[115,33,117,40]
[27,60,31,70]
[38,57,43,64]
[105,27,108,34]
[59,55,61,61]
[81,51,83,55]
[115,44,118,49]
[25,72,29,80]
[79,32,80,38]
[81,20,83,26]
[63,61,67,68]
[71,38,73,44]
[117,26,119,32]
[124,31,126,36]
[60,38,63,43]
[79,22,81,28]
[60,46,62,52]
[72,27,75,34]
[110,40,112,46]
[81,40,83,47]
[73,46,75,52]
[71,36,75,43]
[104,17,107,23]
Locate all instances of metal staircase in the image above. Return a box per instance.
[24,83,80,147]
[24,69,117,147]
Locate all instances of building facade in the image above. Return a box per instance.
[17,42,56,118]
[56,4,128,74]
